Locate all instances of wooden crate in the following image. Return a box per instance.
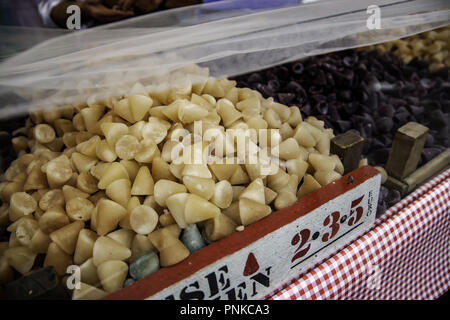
[106,166,381,300]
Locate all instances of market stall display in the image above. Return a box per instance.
[1,71,366,298]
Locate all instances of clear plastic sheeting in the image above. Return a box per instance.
[0,0,448,119]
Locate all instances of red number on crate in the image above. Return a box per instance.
[322,211,340,242]
[348,195,364,226]
[291,229,311,263]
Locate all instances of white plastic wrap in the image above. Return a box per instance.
[0,0,448,118]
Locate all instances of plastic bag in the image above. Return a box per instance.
[0,0,448,119]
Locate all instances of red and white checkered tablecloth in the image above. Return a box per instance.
[268,168,450,300]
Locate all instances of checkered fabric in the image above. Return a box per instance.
[268,168,450,300]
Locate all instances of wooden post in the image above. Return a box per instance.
[4,266,69,300]
[331,131,364,174]
[385,149,450,196]
[385,122,429,180]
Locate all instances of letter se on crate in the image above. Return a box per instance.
[106,166,380,300]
